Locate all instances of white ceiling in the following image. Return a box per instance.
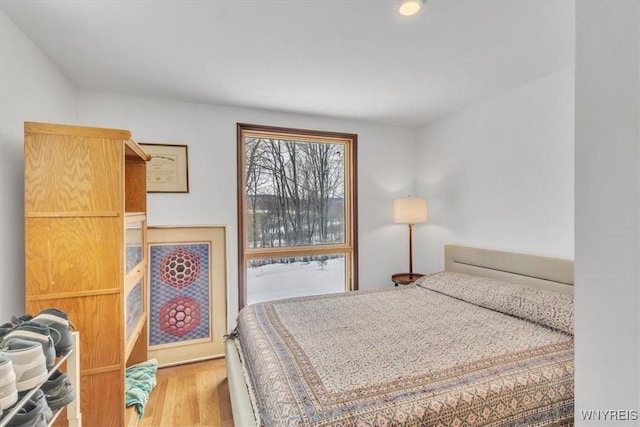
[1,0,574,127]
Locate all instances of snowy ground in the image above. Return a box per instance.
[247,257,345,305]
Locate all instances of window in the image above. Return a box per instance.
[237,123,358,307]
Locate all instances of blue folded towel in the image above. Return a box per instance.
[125,358,158,418]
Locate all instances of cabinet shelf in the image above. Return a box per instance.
[25,122,149,426]
[125,212,146,220]
[125,317,147,363]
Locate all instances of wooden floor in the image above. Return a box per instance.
[126,357,234,427]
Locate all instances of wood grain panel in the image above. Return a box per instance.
[25,217,122,295]
[25,121,131,140]
[27,294,123,370]
[125,160,147,213]
[81,370,125,427]
[25,133,123,213]
[127,319,148,367]
[125,139,151,162]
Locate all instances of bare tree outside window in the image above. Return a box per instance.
[237,124,358,307]
[245,138,345,248]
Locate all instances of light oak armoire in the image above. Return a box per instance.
[24,122,150,426]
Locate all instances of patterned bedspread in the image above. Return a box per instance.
[235,272,574,426]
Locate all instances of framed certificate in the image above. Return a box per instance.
[140,143,189,193]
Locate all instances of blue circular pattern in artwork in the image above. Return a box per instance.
[149,243,211,346]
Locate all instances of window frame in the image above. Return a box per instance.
[236,123,358,309]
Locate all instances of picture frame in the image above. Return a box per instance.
[147,226,227,367]
[140,143,189,193]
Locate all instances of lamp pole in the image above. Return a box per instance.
[408,223,414,274]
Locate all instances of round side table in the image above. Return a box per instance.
[391,272,425,286]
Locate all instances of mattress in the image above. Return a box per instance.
[234,272,574,426]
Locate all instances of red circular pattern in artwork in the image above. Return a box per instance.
[159,247,201,289]
[159,296,201,337]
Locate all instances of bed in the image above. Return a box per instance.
[226,244,574,426]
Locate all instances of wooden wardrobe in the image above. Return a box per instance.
[24,122,150,426]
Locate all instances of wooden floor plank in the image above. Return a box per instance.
[162,376,178,424]
[197,366,220,426]
[216,368,233,425]
[170,376,187,425]
[149,377,168,426]
[135,358,234,427]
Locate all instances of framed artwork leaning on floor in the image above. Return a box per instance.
[147,225,227,366]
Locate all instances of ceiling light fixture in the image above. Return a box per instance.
[398,0,425,17]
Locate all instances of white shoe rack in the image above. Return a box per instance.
[0,331,82,427]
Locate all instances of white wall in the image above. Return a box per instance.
[75,91,417,329]
[0,11,78,320]
[413,67,575,273]
[15,8,640,417]
[0,8,416,331]
[575,0,640,419]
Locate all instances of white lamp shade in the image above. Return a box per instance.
[398,0,425,17]
[393,197,428,224]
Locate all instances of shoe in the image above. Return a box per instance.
[11,389,53,423]
[10,314,33,326]
[3,388,49,427]
[17,309,74,356]
[31,308,74,356]
[28,389,53,422]
[0,338,48,393]
[0,322,14,339]
[1,322,55,370]
[41,370,75,410]
[0,355,18,410]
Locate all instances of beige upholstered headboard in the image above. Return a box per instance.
[444,245,574,295]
